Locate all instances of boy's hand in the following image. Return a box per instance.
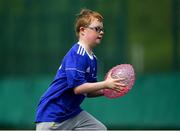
[104,71,126,92]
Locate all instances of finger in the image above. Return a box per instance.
[118,77,126,80]
[113,86,124,92]
[109,86,119,91]
[116,83,126,87]
[119,86,125,90]
[113,77,126,82]
[112,88,121,92]
[116,87,124,92]
[107,71,112,78]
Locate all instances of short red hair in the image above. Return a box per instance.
[75,9,103,37]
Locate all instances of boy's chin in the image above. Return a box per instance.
[91,39,101,47]
[95,39,102,44]
[94,42,101,46]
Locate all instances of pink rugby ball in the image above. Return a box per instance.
[103,64,135,98]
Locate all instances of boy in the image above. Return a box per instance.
[35,9,125,130]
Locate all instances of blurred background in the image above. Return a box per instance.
[0,0,180,130]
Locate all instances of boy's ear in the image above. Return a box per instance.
[79,27,86,36]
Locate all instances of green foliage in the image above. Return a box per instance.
[0,0,179,76]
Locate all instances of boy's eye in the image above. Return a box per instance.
[94,27,104,33]
[87,26,104,33]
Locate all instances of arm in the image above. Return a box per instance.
[87,90,104,98]
[74,74,126,96]
[74,81,107,95]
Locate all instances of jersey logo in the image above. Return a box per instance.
[77,45,85,56]
[86,67,90,73]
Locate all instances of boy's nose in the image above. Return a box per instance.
[99,30,104,35]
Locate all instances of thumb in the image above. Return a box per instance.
[106,70,113,79]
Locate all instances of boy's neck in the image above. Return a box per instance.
[78,40,93,55]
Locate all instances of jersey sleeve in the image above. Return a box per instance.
[65,51,87,89]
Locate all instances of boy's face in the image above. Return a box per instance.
[81,18,104,47]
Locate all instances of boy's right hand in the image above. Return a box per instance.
[104,71,126,92]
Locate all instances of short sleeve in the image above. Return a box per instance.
[65,52,87,89]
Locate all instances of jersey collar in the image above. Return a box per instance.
[77,42,94,60]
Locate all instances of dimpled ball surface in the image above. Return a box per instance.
[103,64,135,98]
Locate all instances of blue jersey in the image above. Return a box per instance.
[35,42,97,123]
